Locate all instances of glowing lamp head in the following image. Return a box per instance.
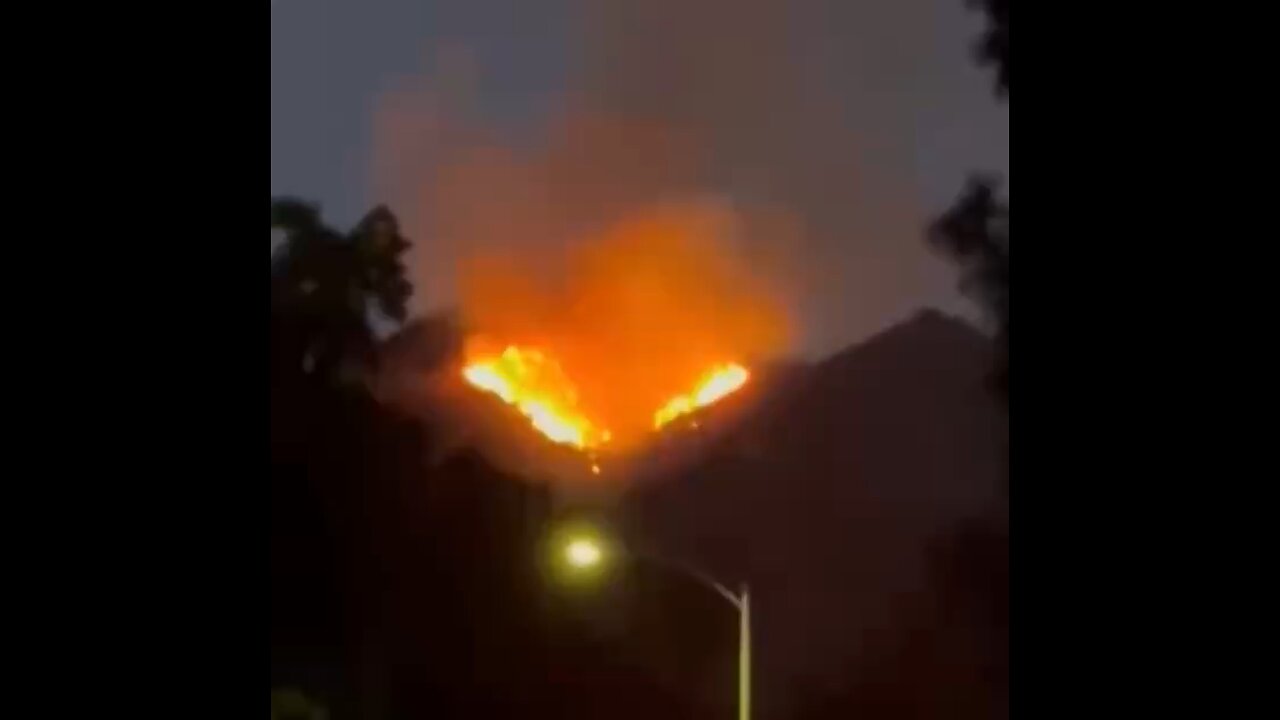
[565,538,603,569]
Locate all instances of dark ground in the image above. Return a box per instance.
[272,307,1007,719]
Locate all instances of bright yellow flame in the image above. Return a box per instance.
[462,346,611,449]
[463,344,750,449]
[653,363,750,428]
[565,539,602,568]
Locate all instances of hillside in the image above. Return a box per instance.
[622,309,1008,718]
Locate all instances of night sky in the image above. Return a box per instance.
[271,0,1008,356]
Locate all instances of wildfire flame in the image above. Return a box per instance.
[453,202,786,457]
[461,346,749,450]
[461,346,611,450]
[653,363,750,429]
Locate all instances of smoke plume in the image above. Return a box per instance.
[371,0,1002,356]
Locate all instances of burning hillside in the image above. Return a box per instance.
[462,344,612,450]
[456,202,788,457]
[462,345,750,449]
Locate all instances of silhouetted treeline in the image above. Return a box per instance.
[972,0,1008,97]
[931,0,1010,403]
[930,178,1008,400]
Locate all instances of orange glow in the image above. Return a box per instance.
[462,343,751,448]
[653,363,750,429]
[456,202,788,452]
[462,345,610,449]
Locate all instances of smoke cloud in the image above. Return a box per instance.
[371,0,1005,355]
[461,199,790,447]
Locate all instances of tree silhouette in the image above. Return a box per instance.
[270,199,412,382]
[971,0,1009,97]
[270,199,423,715]
[929,177,1008,399]
[932,0,1009,401]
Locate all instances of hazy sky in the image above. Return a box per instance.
[271,0,1008,356]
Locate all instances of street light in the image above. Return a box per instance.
[556,530,751,720]
[564,538,603,569]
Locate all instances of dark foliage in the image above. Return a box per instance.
[971,0,1009,97]
[271,199,412,380]
[932,0,1009,402]
[929,178,1009,399]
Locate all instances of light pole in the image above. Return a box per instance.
[557,533,751,720]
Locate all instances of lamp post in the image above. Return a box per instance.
[557,534,750,720]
